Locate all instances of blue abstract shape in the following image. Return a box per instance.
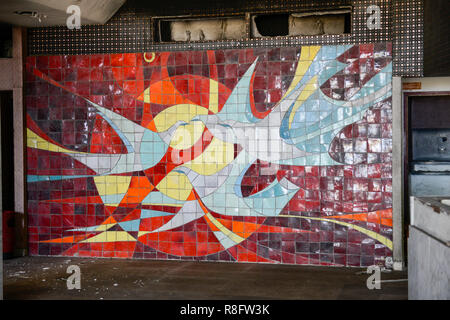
[140,129,169,170]
[216,58,259,124]
[100,193,127,204]
[142,191,186,206]
[141,209,176,218]
[96,109,134,153]
[27,175,93,182]
[118,220,141,232]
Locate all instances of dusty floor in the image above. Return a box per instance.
[3,256,408,300]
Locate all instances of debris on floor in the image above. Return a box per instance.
[4,256,408,300]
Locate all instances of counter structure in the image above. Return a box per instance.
[409,197,450,300]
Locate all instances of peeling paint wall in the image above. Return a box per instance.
[288,14,346,36]
[169,18,246,41]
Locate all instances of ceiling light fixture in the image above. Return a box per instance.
[14,11,47,23]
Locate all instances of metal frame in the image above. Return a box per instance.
[392,76,404,270]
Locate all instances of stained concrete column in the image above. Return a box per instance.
[392,76,405,271]
[0,26,26,300]
[12,27,27,258]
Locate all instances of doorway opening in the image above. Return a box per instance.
[404,93,450,263]
[1,91,14,259]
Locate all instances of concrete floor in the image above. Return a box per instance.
[3,257,408,300]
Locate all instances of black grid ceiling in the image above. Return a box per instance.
[27,0,423,77]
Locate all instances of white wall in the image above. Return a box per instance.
[403,77,450,92]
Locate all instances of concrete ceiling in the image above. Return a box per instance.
[0,0,126,27]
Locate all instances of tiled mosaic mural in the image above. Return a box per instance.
[26,43,393,267]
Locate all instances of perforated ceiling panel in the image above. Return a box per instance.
[392,0,423,77]
[27,0,423,76]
